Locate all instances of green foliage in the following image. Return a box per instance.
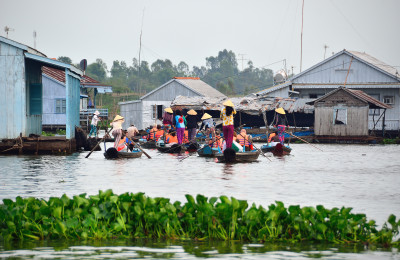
[56,129,66,135]
[57,56,72,65]
[381,138,400,144]
[41,131,54,136]
[1,191,399,247]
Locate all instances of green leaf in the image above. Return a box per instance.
[52,207,62,219]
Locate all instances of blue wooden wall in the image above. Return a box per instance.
[65,69,81,139]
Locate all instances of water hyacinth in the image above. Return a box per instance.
[0,190,399,247]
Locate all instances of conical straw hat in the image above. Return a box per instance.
[223,99,234,107]
[164,107,173,113]
[201,113,212,120]
[275,107,286,115]
[187,109,197,115]
[113,115,124,121]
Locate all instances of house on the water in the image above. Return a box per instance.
[42,66,112,130]
[119,77,226,130]
[256,49,400,133]
[0,36,82,141]
[309,87,391,139]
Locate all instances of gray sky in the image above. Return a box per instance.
[1,0,399,75]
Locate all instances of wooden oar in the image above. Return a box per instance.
[237,131,272,162]
[85,128,112,158]
[285,131,323,151]
[127,137,151,159]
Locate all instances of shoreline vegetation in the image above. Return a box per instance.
[1,190,399,248]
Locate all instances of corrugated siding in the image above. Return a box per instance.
[65,72,81,139]
[0,41,27,138]
[120,101,143,130]
[42,75,67,125]
[142,81,201,101]
[25,59,42,136]
[294,53,398,84]
[315,106,369,136]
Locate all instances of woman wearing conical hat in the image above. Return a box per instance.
[89,110,101,138]
[220,100,236,149]
[110,115,125,148]
[162,107,174,130]
[185,109,199,143]
[274,107,287,145]
[199,113,216,145]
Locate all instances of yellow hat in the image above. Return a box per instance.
[113,115,124,121]
[223,99,234,107]
[187,109,197,115]
[164,107,173,113]
[275,107,286,115]
[201,113,212,120]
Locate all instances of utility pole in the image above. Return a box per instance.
[323,44,329,59]
[300,0,305,72]
[33,31,37,49]
[238,54,248,71]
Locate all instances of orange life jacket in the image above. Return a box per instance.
[148,129,157,140]
[237,134,251,146]
[155,130,164,140]
[213,137,223,149]
[166,134,178,144]
[117,139,126,151]
[183,130,189,143]
[268,133,276,143]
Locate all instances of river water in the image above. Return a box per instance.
[1,143,400,259]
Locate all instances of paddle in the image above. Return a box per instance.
[126,137,152,159]
[285,131,323,151]
[236,131,272,162]
[86,127,112,158]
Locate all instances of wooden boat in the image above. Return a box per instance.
[215,150,260,163]
[261,143,292,156]
[156,143,186,154]
[139,140,157,149]
[104,147,143,159]
[197,145,220,157]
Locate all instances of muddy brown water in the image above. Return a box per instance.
[1,143,399,259]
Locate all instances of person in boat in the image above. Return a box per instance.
[165,131,178,144]
[237,129,253,151]
[274,107,287,145]
[174,110,187,144]
[110,115,125,148]
[268,131,278,143]
[186,109,199,143]
[213,129,223,151]
[155,125,164,141]
[126,124,139,140]
[88,110,101,138]
[147,125,158,141]
[220,100,236,149]
[269,134,281,147]
[199,113,216,145]
[162,107,174,131]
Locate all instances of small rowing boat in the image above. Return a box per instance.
[139,141,157,149]
[197,145,220,157]
[261,143,292,156]
[215,149,260,163]
[104,147,143,159]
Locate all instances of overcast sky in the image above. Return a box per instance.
[1,0,399,75]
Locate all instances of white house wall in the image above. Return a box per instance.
[0,41,27,139]
[120,101,143,130]
[42,75,66,125]
[294,53,399,84]
[141,100,173,130]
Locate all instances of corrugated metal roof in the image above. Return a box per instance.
[43,66,110,87]
[309,87,391,109]
[293,83,400,89]
[176,78,226,98]
[255,81,290,95]
[348,50,399,79]
[171,96,314,115]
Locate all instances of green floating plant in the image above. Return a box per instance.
[0,190,399,248]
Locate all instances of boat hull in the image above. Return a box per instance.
[215,150,260,163]
[104,148,143,159]
[261,144,292,156]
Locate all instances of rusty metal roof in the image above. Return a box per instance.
[170,96,315,115]
[43,66,110,87]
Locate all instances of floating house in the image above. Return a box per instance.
[0,36,82,140]
[309,87,391,138]
[256,49,400,132]
[119,77,226,130]
[42,66,112,130]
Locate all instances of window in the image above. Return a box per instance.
[333,108,347,125]
[55,99,66,114]
[151,105,164,119]
[383,96,394,105]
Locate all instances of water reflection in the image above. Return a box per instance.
[0,239,397,259]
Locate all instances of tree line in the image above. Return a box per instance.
[58,49,276,112]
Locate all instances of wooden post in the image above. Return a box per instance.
[382,109,386,137]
